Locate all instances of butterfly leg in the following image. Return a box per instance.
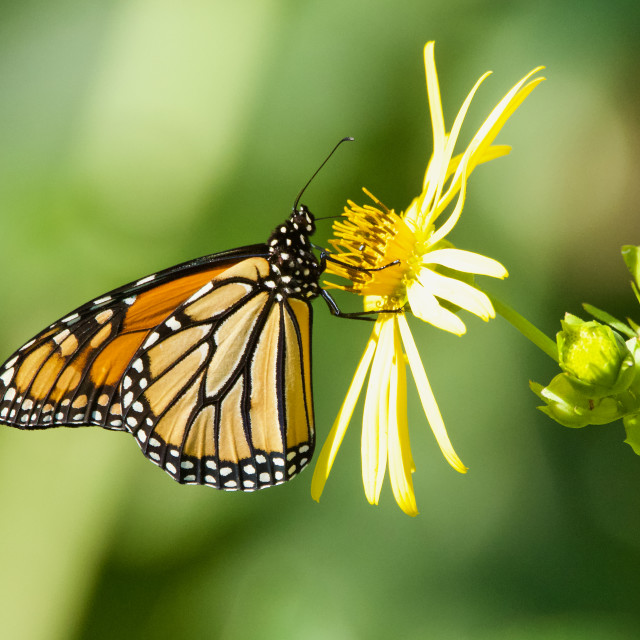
[319,289,404,321]
[317,248,403,321]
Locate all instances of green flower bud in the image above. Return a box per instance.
[530,376,623,429]
[557,314,636,398]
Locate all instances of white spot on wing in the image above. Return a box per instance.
[186,281,213,303]
[165,317,181,331]
[136,274,156,286]
[143,332,159,349]
[0,368,14,386]
[52,329,71,345]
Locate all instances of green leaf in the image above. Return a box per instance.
[622,245,640,286]
[582,303,636,339]
[631,281,640,306]
[623,413,640,455]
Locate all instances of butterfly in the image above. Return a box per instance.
[0,139,362,492]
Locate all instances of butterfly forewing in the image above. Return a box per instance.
[0,258,256,432]
[119,257,315,491]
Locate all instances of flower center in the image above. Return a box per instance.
[324,190,417,303]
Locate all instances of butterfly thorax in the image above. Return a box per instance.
[265,205,322,301]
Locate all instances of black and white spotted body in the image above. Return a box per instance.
[265,205,322,303]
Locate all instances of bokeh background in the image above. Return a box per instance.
[1,1,640,638]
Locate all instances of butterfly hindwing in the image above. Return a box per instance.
[119,257,315,491]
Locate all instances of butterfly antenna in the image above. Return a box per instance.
[314,214,343,222]
[293,137,354,210]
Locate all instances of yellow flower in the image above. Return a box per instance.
[311,42,544,516]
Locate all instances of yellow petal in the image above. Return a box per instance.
[423,248,508,279]
[420,70,492,227]
[432,72,544,227]
[424,42,445,171]
[397,314,468,473]
[310,323,379,502]
[407,281,467,335]
[419,42,448,223]
[428,154,470,246]
[443,144,512,186]
[387,319,418,516]
[454,69,545,187]
[361,317,394,505]
[409,144,512,227]
[417,269,496,321]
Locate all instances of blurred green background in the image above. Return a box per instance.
[1,1,640,638]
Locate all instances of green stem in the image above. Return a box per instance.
[486,293,559,363]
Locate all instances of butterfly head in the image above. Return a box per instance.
[290,203,316,236]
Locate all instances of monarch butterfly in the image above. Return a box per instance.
[0,138,367,492]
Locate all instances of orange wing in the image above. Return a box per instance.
[0,260,242,431]
[119,258,315,491]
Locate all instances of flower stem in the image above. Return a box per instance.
[486,293,559,363]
